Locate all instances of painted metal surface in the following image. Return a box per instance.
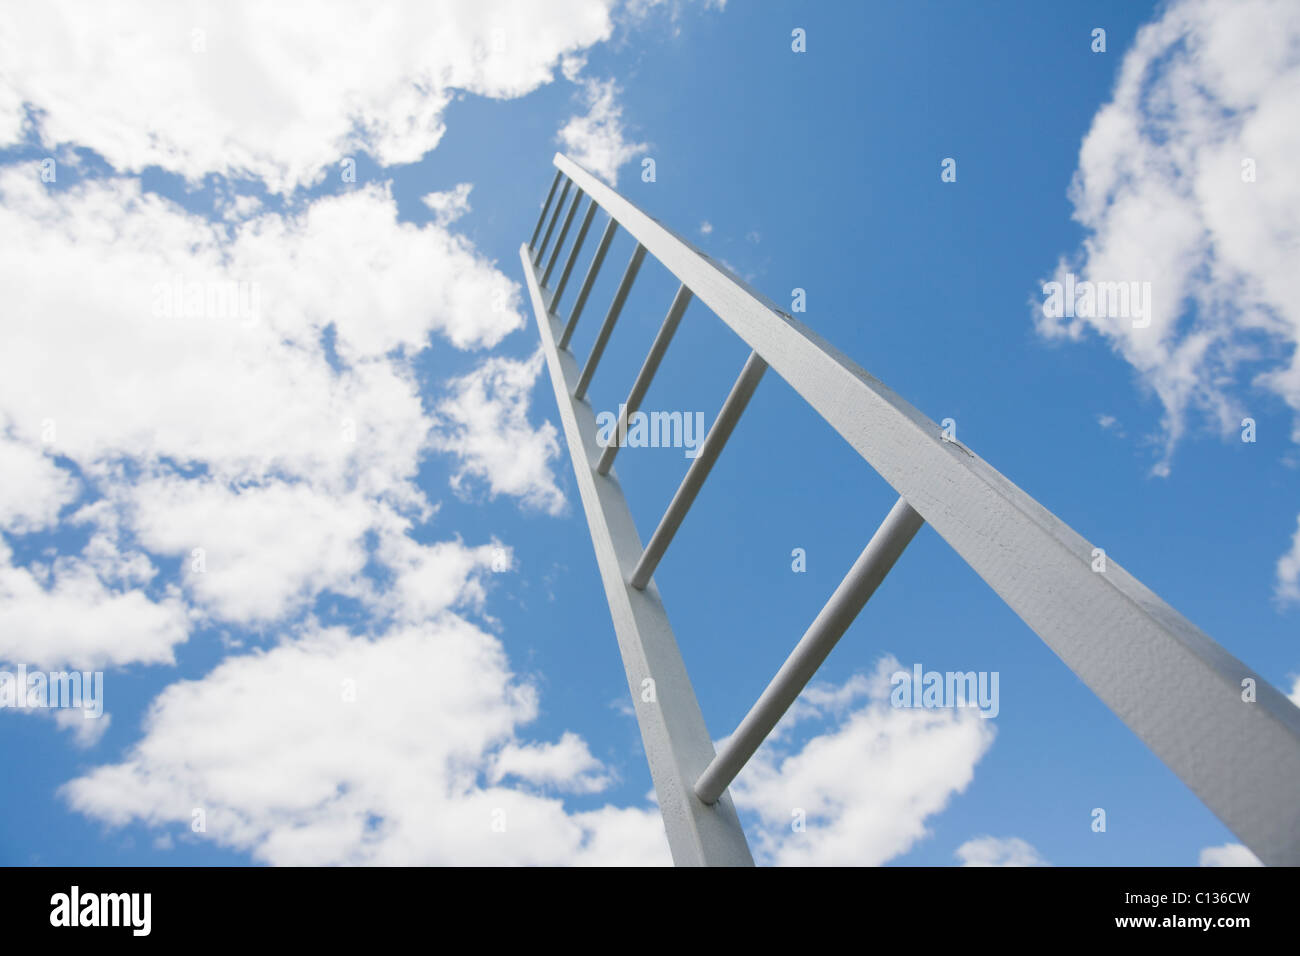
[560,217,618,350]
[574,243,646,401]
[551,198,598,313]
[595,283,692,477]
[694,497,925,805]
[542,187,583,287]
[628,350,767,591]
[521,244,755,866]
[527,169,561,251]
[533,178,570,264]
[524,154,1300,866]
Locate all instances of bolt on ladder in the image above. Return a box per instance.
[520,153,1300,867]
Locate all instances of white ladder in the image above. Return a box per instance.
[520,153,1300,867]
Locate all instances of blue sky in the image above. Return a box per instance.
[0,0,1297,867]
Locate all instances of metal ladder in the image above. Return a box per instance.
[520,153,1300,867]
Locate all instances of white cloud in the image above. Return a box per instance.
[730,658,996,866]
[229,180,524,361]
[0,163,552,665]
[433,351,568,515]
[220,194,263,222]
[1198,842,1263,866]
[699,221,713,235]
[61,618,668,865]
[70,502,161,591]
[955,835,1048,867]
[0,434,78,533]
[624,0,727,24]
[556,78,647,185]
[0,156,615,854]
[54,709,112,748]
[490,731,613,794]
[1096,413,1127,438]
[422,183,474,227]
[1277,516,1300,605]
[567,805,671,865]
[1037,0,1300,475]
[0,170,521,498]
[372,529,502,625]
[560,53,589,83]
[0,1,620,193]
[0,74,24,143]
[59,641,999,866]
[0,539,189,671]
[124,477,376,626]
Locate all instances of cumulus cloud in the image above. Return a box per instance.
[372,529,503,625]
[0,159,554,668]
[731,659,996,866]
[1037,0,1300,626]
[955,836,1048,867]
[0,1,619,192]
[423,183,474,227]
[432,351,568,515]
[61,618,668,865]
[0,539,190,671]
[556,78,647,184]
[490,731,613,794]
[0,72,24,143]
[124,478,376,626]
[54,709,112,749]
[62,646,1000,865]
[0,170,522,496]
[1198,842,1263,866]
[1037,0,1300,477]
[0,433,78,533]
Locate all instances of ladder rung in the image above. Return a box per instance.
[534,178,570,264]
[560,217,618,350]
[550,198,598,314]
[596,283,692,476]
[528,170,562,251]
[694,496,925,805]
[542,188,583,288]
[574,243,646,401]
[629,350,768,590]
